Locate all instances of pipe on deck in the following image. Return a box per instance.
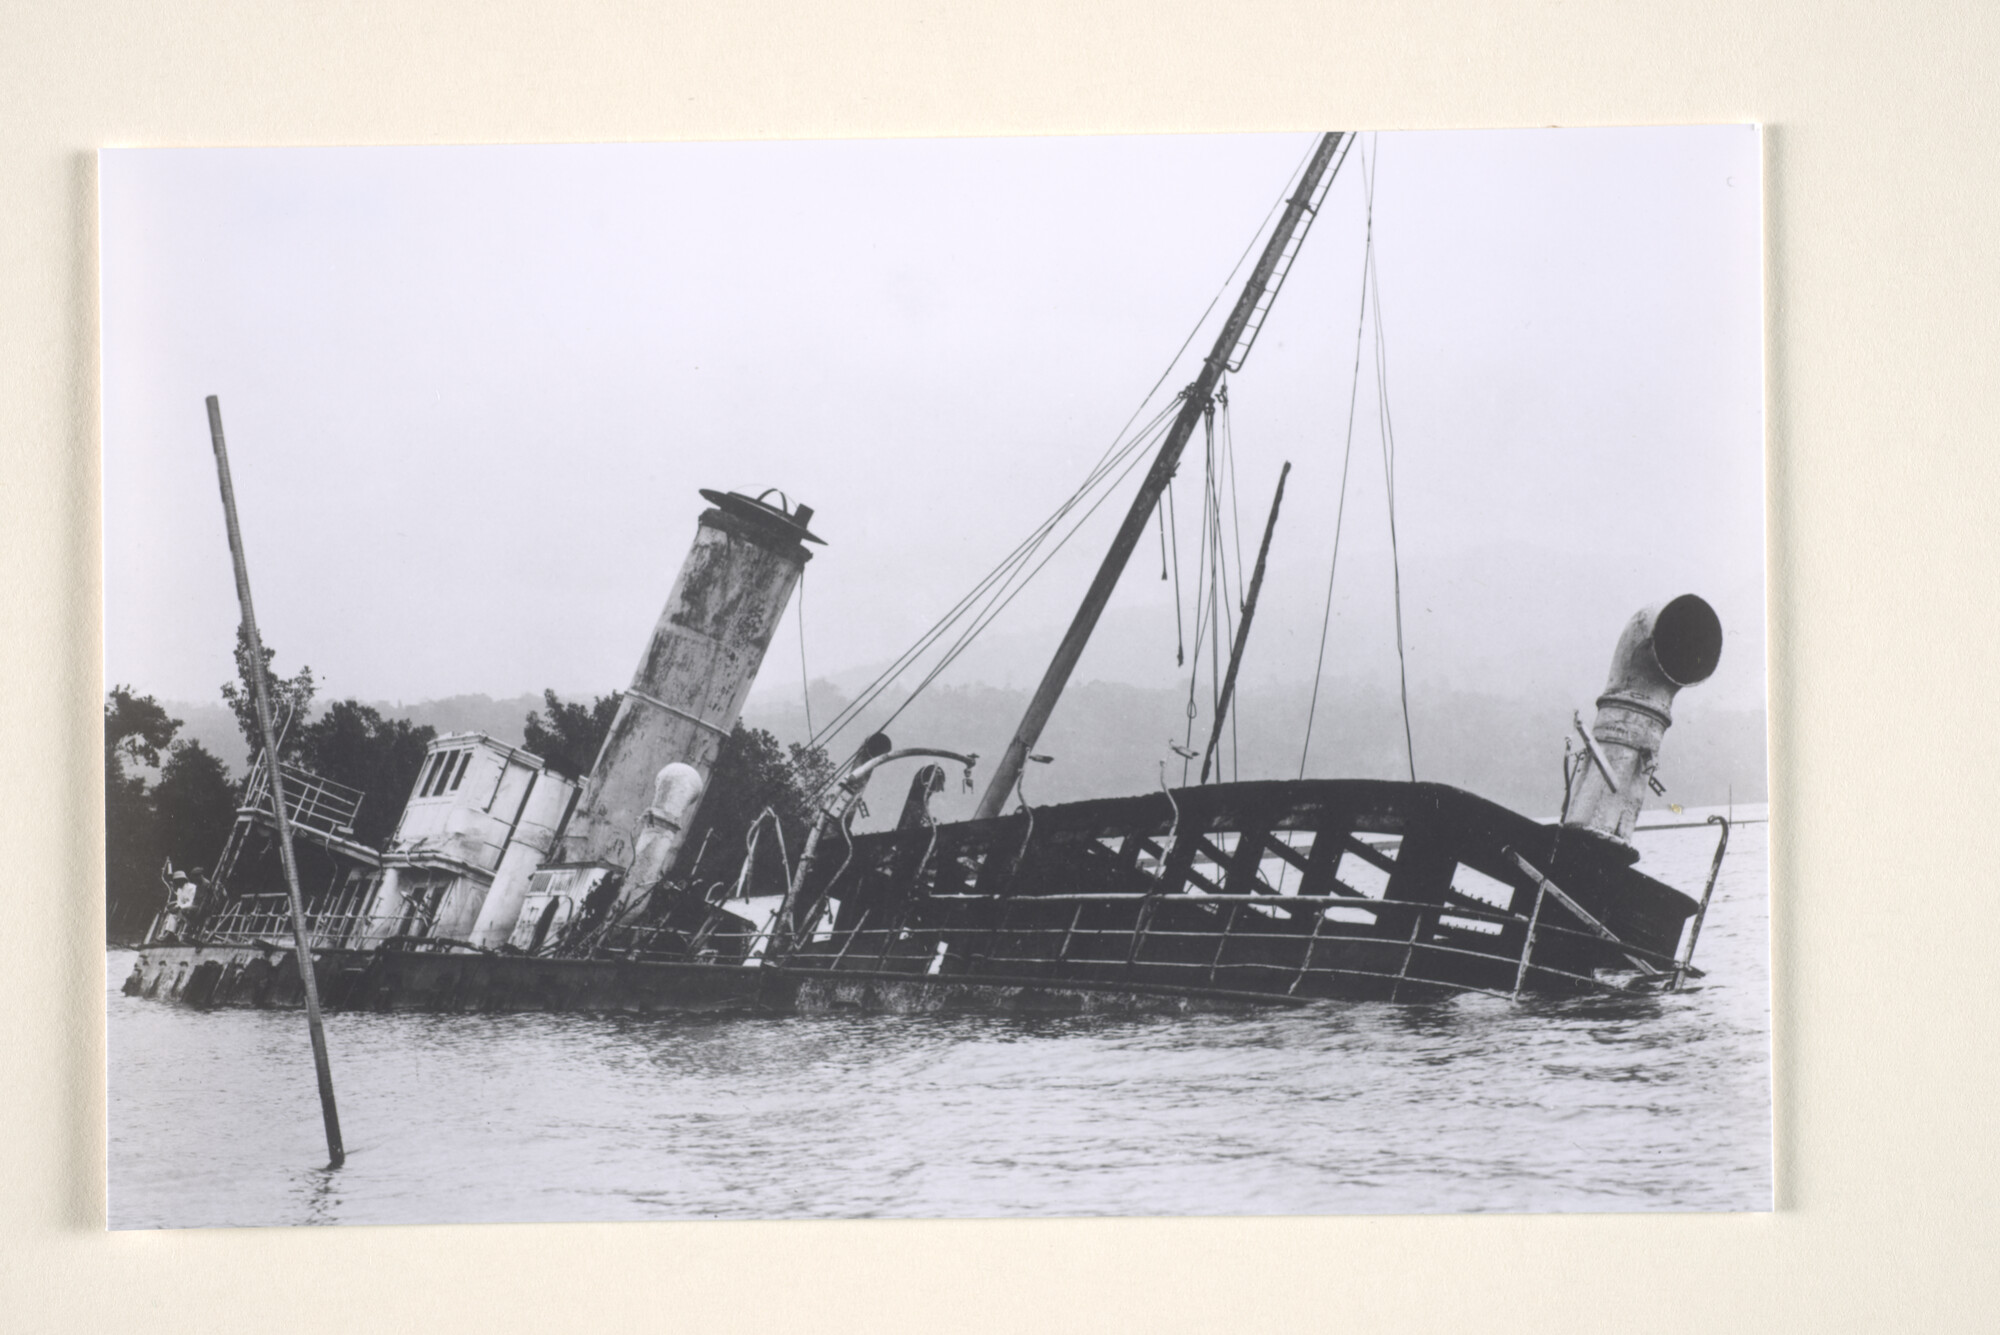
[1561,594,1723,856]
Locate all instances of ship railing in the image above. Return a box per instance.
[581,884,1686,995]
[596,914,812,968]
[197,892,384,951]
[917,890,1682,971]
[239,752,367,842]
[762,891,1686,1000]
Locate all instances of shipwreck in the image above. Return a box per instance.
[126,131,1734,1016]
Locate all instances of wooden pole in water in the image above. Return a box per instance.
[204,395,346,1170]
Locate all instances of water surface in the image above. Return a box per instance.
[108,809,1769,1227]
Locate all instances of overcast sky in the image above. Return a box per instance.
[101,127,1764,728]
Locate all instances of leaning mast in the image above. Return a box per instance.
[974,131,1352,818]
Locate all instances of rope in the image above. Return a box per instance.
[1179,409,1217,782]
[801,406,1181,809]
[796,567,815,740]
[1167,476,1185,665]
[805,398,1178,755]
[1171,397,1252,787]
[1208,444,1231,768]
[1362,141,1418,782]
[1206,411,1223,732]
[1215,436,1241,779]
[1208,395,1240,775]
[1298,138,1376,780]
[1208,385,1240,615]
[798,136,1326,771]
[880,413,1174,725]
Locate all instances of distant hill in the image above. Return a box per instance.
[159,693,546,775]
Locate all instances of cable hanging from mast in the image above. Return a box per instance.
[805,138,1332,785]
[1172,390,1254,787]
[1166,477,1185,665]
[1355,141,1418,781]
[1217,383,1247,779]
[796,568,815,739]
[1370,185,1418,782]
[1298,133,1416,783]
[807,398,1180,762]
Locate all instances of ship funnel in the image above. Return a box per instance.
[1561,594,1723,856]
[554,488,819,876]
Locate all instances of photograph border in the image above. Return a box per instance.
[3,0,1994,1329]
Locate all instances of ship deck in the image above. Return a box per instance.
[127,780,1711,1013]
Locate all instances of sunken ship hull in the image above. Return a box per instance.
[778,779,1698,1004]
[124,778,1703,1015]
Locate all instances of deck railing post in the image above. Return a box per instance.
[1388,907,1425,1003]
[830,909,871,971]
[1671,815,1732,990]
[1512,877,1549,1001]
[1287,905,1329,996]
[1055,902,1084,973]
[1506,849,1661,979]
[1207,903,1242,983]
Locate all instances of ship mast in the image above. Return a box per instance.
[974,131,1351,818]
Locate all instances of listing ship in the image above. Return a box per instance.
[125,131,1734,1016]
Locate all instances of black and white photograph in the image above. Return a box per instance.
[101,127,1768,1227]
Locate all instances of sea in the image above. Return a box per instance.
[106,805,1770,1228]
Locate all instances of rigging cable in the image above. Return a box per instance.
[1179,406,1217,781]
[1167,476,1185,665]
[1208,433,1234,779]
[880,411,1178,725]
[796,568,815,740]
[801,135,1330,787]
[1220,383,1247,613]
[1217,386,1246,779]
[1297,138,1376,780]
[806,397,1177,753]
[1089,135,1321,485]
[1364,143,1418,782]
[805,405,1183,804]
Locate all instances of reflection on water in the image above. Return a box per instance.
[108,811,1770,1227]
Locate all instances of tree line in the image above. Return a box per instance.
[514,689,834,893]
[106,635,832,941]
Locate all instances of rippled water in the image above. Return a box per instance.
[107,808,1769,1227]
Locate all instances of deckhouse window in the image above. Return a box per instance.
[420,750,461,798]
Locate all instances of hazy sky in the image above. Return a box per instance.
[101,128,1764,729]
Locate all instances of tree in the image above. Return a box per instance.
[522,689,619,781]
[152,740,238,875]
[295,700,437,848]
[678,724,834,894]
[104,686,181,939]
[521,690,832,894]
[105,685,180,772]
[220,625,315,761]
